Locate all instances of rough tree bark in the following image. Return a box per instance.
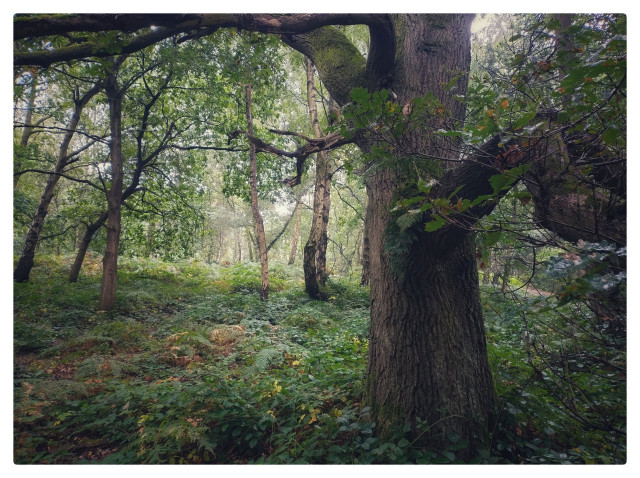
[14,82,101,283]
[245,84,269,300]
[360,194,371,286]
[98,61,124,311]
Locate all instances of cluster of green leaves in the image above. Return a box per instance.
[13,34,242,262]
[217,30,299,204]
[468,14,625,148]
[338,87,448,174]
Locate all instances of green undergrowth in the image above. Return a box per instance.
[14,254,376,464]
[481,286,626,464]
[14,255,625,463]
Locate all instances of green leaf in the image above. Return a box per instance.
[602,126,621,145]
[350,87,370,105]
[425,215,446,232]
[513,111,537,130]
[435,129,465,137]
[488,173,513,193]
[447,184,465,200]
[485,230,502,248]
[470,194,492,207]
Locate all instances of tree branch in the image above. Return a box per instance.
[14,13,391,40]
[15,25,192,67]
[229,128,352,187]
[266,195,303,253]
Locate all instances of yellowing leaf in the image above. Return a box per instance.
[501,99,509,109]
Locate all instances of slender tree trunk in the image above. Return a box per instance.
[360,193,371,286]
[492,266,502,286]
[69,212,107,282]
[19,73,38,149]
[501,258,512,294]
[99,63,124,311]
[246,227,255,262]
[303,58,333,300]
[146,221,156,256]
[481,251,491,285]
[245,84,269,300]
[216,232,224,262]
[288,200,303,265]
[14,82,100,282]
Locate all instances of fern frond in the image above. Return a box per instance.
[242,347,283,376]
[396,210,423,232]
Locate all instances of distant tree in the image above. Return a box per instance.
[302,58,338,300]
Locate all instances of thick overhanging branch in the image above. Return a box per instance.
[14,13,392,40]
[13,14,230,40]
[421,124,625,248]
[15,25,191,67]
[15,14,392,117]
[14,14,393,74]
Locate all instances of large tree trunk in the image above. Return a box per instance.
[98,64,124,311]
[362,16,494,453]
[303,58,333,300]
[14,82,100,282]
[245,84,269,300]
[285,14,494,454]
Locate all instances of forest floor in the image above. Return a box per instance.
[13,254,625,464]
